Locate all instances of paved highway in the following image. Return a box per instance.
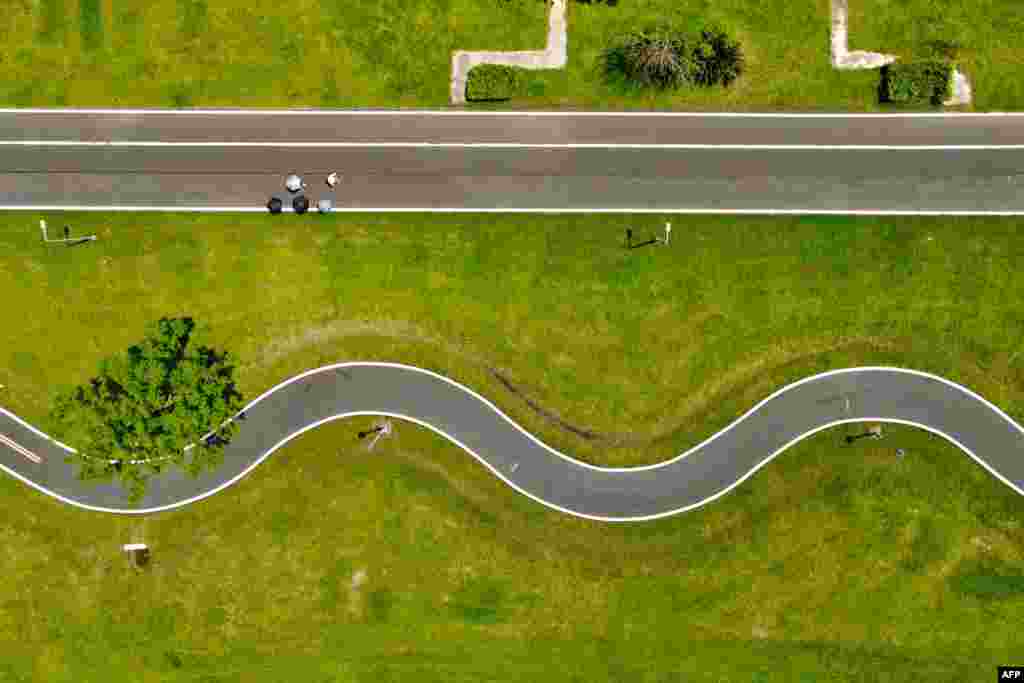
[2,109,1024,211]
[1,364,1022,520]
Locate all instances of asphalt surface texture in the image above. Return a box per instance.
[1,364,1022,520]
[2,110,1024,211]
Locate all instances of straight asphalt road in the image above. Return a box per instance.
[1,364,1023,520]
[2,109,1024,211]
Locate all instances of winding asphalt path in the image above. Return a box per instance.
[1,363,1023,521]
[3,109,1024,212]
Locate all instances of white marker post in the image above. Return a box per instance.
[40,219,96,244]
[366,420,393,451]
[664,222,671,245]
[123,543,150,568]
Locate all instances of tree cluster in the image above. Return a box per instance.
[49,317,244,504]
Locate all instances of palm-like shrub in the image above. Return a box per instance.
[603,29,693,90]
[600,23,744,91]
[690,23,744,87]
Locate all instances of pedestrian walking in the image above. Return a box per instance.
[64,225,70,240]
[626,228,633,248]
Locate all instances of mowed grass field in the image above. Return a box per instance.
[0,0,548,107]
[0,213,1023,680]
[1,0,1021,110]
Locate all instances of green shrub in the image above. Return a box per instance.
[881,59,953,106]
[600,23,743,91]
[602,29,694,90]
[690,22,745,87]
[466,64,520,102]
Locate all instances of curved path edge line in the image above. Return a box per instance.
[1,363,1022,520]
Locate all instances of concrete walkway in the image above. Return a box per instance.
[831,0,972,106]
[830,0,897,70]
[449,0,567,105]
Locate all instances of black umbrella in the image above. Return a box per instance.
[293,195,310,214]
[267,197,283,214]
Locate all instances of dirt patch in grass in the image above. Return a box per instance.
[250,316,902,459]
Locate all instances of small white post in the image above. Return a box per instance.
[123,542,150,568]
[40,218,97,244]
[367,420,393,451]
[664,222,671,245]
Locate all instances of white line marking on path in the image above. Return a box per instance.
[5,207,1024,216]
[1,108,1023,117]
[0,433,42,463]
[3,141,1024,150]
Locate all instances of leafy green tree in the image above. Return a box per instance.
[49,317,244,504]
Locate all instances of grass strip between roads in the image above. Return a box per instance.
[0,212,1022,681]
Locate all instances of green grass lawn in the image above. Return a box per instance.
[0,0,548,107]
[0,212,1023,680]
[0,0,1020,110]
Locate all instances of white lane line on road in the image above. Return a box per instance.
[6,207,1024,216]
[1,108,1024,117]
[0,433,42,463]
[3,141,1024,150]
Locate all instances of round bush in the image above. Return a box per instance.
[880,59,952,106]
[466,64,520,102]
[690,23,744,87]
